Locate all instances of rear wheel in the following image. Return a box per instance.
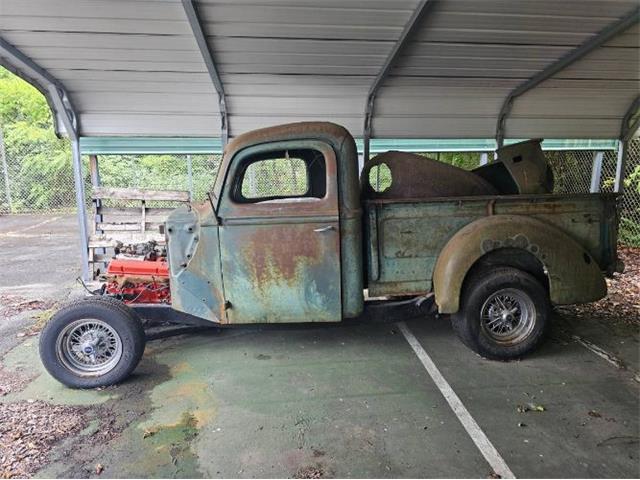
[451,267,549,360]
[39,297,145,388]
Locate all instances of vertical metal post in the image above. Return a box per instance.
[479,152,489,166]
[186,154,194,200]
[0,126,12,213]
[89,155,105,264]
[614,141,627,193]
[71,140,90,281]
[589,151,604,193]
[89,155,101,187]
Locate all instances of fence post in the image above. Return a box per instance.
[0,126,13,213]
[186,154,194,200]
[614,141,627,193]
[590,151,604,193]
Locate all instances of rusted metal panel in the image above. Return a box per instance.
[361,151,497,200]
[366,193,616,304]
[216,122,364,319]
[219,219,341,323]
[474,139,553,194]
[218,138,342,323]
[166,202,226,323]
[432,214,607,314]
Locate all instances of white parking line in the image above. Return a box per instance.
[398,322,515,479]
[0,216,63,238]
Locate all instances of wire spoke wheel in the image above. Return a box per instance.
[480,288,536,345]
[55,319,123,377]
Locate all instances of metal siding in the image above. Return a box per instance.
[0,0,637,139]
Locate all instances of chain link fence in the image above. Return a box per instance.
[1,135,639,245]
[91,154,222,209]
[0,139,222,212]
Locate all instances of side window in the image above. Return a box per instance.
[235,149,326,203]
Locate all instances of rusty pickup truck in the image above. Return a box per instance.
[40,122,619,388]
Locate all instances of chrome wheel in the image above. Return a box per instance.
[480,288,536,345]
[55,319,123,377]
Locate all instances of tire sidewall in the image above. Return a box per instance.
[39,299,144,389]
[458,269,549,360]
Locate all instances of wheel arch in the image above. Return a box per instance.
[433,214,606,314]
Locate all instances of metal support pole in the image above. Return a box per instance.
[187,154,194,200]
[71,140,90,281]
[0,37,90,280]
[89,155,106,262]
[479,152,489,166]
[0,126,12,213]
[614,141,627,194]
[589,151,604,193]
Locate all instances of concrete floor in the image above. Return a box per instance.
[1,214,639,478]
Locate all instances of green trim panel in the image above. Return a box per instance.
[80,136,618,155]
[80,137,223,155]
[356,138,618,153]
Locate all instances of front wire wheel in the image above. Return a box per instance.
[40,297,145,388]
[56,319,123,377]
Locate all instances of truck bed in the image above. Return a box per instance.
[364,193,617,297]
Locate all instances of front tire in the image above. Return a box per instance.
[39,297,145,388]
[451,267,550,360]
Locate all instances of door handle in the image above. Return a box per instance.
[314,225,335,233]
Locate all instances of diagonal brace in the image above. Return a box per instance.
[182,0,229,146]
[495,6,639,147]
[363,0,435,160]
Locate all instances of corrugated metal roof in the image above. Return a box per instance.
[1,0,638,140]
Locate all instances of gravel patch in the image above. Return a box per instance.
[0,401,88,478]
[557,246,640,325]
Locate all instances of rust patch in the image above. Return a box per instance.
[241,226,324,287]
[362,151,497,200]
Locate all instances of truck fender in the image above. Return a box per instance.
[432,214,606,314]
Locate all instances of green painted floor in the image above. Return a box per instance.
[2,316,638,478]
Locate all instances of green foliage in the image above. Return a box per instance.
[420,151,480,170]
[0,66,73,212]
[0,66,220,212]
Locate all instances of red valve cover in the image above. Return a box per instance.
[106,258,169,277]
[104,258,170,304]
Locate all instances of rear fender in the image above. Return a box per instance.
[433,215,606,313]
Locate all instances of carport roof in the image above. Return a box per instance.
[1,0,639,142]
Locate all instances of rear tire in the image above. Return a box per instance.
[39,297,145,388]
[451,267,549,360]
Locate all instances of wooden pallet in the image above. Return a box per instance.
[89,186,190,276]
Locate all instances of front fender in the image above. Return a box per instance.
[433,215,606,313]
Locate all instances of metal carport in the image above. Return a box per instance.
[0,0,639,279]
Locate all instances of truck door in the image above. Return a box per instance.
[218,140,341,323]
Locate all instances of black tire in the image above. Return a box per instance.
[39,296,145,388]
[451,267,550,360]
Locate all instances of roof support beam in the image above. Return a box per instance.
[182,0,229,146]
[495,6,640,147]
[363,0,435,160]
[0,37,90,280]
[0,37,78,140]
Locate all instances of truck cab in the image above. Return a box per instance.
[167,122,364,324]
